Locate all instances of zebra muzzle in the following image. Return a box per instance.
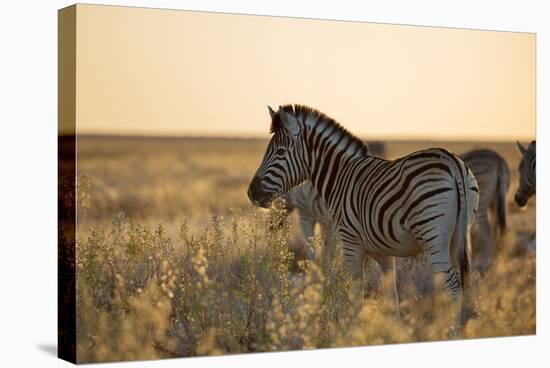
[247,176,273,208]
[514,191,528,208]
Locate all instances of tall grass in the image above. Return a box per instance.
[74,205,535,363]
[73,138,535,363]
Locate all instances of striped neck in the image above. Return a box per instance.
[299,110,368,203]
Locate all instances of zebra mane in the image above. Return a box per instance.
[270,104,369,156]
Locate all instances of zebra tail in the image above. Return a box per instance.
[496,160,509,232]
[456,195,469,289]
[455,163,475,290]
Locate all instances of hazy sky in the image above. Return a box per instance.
[75,4,535,140]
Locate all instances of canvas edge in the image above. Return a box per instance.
[58,4,77,364]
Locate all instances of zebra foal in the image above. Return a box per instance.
[281,181,331,260]
[247,104,479,323]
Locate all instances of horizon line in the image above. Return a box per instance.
[61,132,536,143]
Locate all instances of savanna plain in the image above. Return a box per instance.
[68,136,536,363]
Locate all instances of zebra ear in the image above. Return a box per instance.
[278,106,301,137]
[516,141,527,156]
[268,106,276,119]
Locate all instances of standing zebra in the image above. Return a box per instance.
[248,104,479,323]
[286,148,509,274]
[460,149,510,271]
[286,148,510,272]
[515,141,536,207]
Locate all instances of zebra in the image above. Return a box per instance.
[459,149,510,271]
[286,148,510,273]
[281,142,385,260]
[285,148,509,277]
[364,141,386,158]
[281,181,332,260]
[247,104,479,323]
[515,141,536,207]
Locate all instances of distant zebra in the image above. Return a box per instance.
[460,149,510,271]
[282,142,385,260]
[515,141,536,207]
[365,141,386,158]
[248,104,479,322]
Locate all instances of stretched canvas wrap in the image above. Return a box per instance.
[58,4,536,364]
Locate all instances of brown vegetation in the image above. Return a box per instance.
[72,136,535,363]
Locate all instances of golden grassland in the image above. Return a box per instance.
[70,136,536,363]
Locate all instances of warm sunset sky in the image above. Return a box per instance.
[73,4,535,141]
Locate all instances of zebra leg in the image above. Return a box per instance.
[489,202,501,254]
[475,210,493,273]
[370,254,400,319]
[339,238,369,308]
[340,237,366,278]
[423,235,464,328]
[297,210,316,260]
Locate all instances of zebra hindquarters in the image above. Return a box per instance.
[451,165,478,325]
[405,190,463,327]
[413,160,478,328]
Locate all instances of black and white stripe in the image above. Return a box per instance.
[281,142,385,259]
[285,147,510,274]
[460,149,510,271]
[515,141,536,207]
[248,105,479,321]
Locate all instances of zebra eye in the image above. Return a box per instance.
[275,148,287,155]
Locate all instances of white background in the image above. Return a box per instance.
[0,0,547,367]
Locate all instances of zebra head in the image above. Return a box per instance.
[514,140,536,207]
[247,106,308,208]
